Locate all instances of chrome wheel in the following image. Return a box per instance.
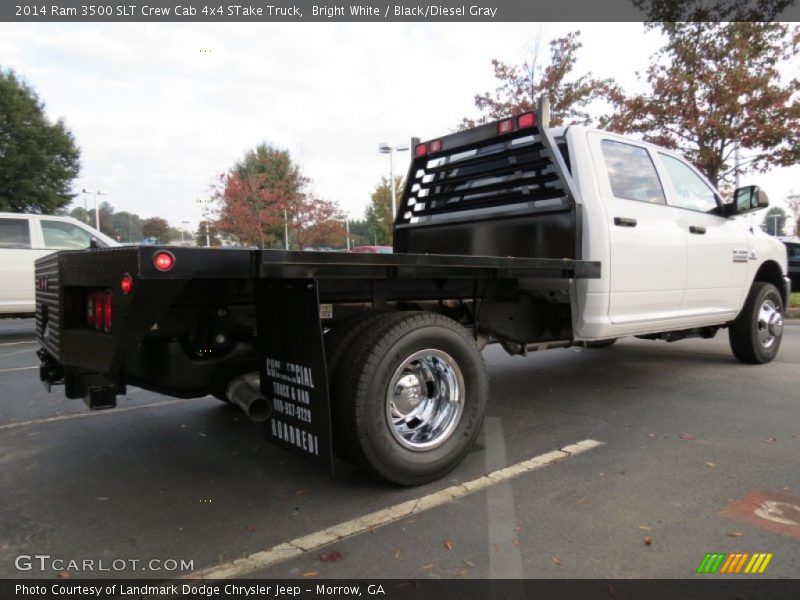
[756,299,783,349]
[385,349,465,451]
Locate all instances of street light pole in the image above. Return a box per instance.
[345,218,351,251]
[82,188,107,231]
[196,198,213,247]
[284,209,290,250]
[181,220,189,244]
[379,143,409,223]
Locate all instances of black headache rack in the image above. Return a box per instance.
[394,108,579,260]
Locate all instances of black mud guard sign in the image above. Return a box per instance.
[255,279,333,472]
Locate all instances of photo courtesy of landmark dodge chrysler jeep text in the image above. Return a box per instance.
[34,100,789,486]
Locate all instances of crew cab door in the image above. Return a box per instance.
[588,133,687,325]
[655,152,749,318]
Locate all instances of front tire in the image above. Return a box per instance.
[337,312,488,486]
[729,282,784,364]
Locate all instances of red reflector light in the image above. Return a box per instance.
[414,143,428,157]
[103,292,112,332]
[518,112,536,128]
[120,274,133,295]
[153,251,175,271]
[429,139,443,153]
[93,291,103,330]
[497,118,514,134]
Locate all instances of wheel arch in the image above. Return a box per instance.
[752,260,788,307]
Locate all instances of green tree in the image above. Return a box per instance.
[461,31,612,129]
[196,220,221,247]
[0,69,81,213]
[365,176,402,245]
[214,143,309,248]
[69,206,90,225]
[112,211,142,243]
[601,22,800,187]
[761,207,787,236]
[346,218,373,247]
[141,217,170,244]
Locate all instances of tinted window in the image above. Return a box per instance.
[601,140,665,204]
[659,154,719,213]
[0,218,31,249]
[786,243,800,260]
[41,220,95,250]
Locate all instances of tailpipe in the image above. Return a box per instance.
[226,373,272,422]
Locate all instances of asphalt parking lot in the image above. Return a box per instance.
[1,318,798,580]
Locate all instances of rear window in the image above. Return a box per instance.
[0,218,32,249]
[601,140,666,205]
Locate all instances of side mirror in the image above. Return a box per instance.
[731,185,769,215]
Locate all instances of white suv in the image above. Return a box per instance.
[0,212,118,317]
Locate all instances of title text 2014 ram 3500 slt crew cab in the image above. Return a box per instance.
[35,104,789,485]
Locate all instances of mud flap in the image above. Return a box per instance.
[255,279,334,472]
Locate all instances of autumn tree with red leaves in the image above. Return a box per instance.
[461,31,612,129]
[214,144,346,249]
[293,196,346,249]
[601,21,800,187]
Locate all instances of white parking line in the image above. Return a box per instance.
[484,417,524,578]
[0,341,36,347]
[0,397,199,431]
[0,365,38,374]
[187,438,605,580]
[0,348,37,359]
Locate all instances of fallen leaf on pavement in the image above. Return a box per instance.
[443,540,454,550]
[454,569,468,577]
[512,539,520,546]
[302,571,318,578]
[679,433,696,440]
[637,525,652,531]
[728,531,744,538]
[420,564,434,571]
[463,559,476,567]
[763,437,777,444]
[57,571,70,579]
[394,548,402,560]
[198,432,207,437]
[644,536,652,545]
[706,462,716,468]
[320,551,343,563]
[551,556,562,565]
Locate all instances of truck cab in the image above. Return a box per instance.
[560,126,788,345]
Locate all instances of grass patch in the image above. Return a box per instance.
[791,292,800,308]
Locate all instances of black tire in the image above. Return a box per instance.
[584,338,617,348]
[325,312,408,460]
[338,312,488,486]
[729,282,784,364]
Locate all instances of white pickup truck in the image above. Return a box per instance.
[34,107,789,485]
[0,212,117,317]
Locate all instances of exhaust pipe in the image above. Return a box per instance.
[226,373,272,422]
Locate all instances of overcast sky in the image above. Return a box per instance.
[1,22,797,231]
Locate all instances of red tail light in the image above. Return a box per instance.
[517,112,536,128]
[93,291,103,330]
[103,292,112,332]
[154,251,175,271]
[414,143,428,157]
[429,139,443,153]
[497,118,514,134]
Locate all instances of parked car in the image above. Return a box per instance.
[350,245,393,253]
[0,212,118,317]
[782,239,800,289]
